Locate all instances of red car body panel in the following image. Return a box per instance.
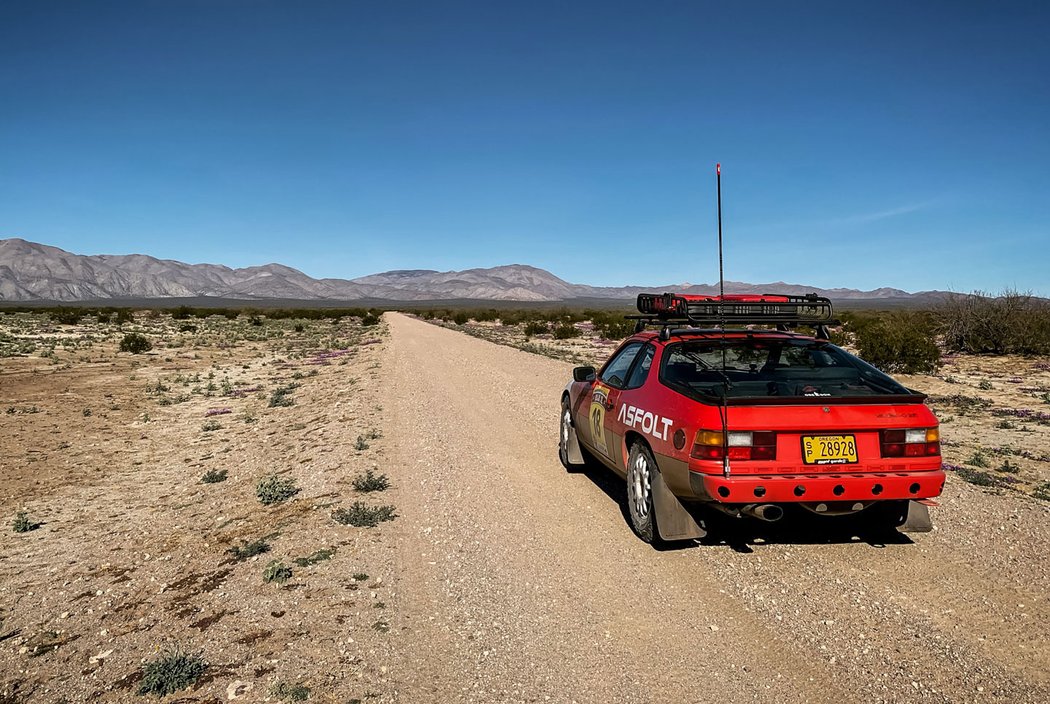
[566,329,946,508]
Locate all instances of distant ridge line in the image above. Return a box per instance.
[0,237,949,304]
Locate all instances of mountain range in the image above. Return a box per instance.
[0,238,942,303]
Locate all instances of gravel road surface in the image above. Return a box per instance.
[380,313,1049,703]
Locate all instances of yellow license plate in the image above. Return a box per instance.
[801,435,858,465]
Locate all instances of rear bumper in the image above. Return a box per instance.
[690,469,946,504]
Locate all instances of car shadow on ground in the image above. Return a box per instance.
[693,507,917,553]
[570,458,916,553]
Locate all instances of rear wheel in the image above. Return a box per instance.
[627,443,659,543]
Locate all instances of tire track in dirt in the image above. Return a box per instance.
[380,313,1049,704]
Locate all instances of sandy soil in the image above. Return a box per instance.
[2,311,1048,703]
[1,313,398,703]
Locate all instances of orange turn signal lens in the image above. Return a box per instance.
[695,430,724,447]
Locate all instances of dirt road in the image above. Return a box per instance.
[380,313,1050,703]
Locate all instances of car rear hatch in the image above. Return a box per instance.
[686,398,945,504]
[690,398,942,475]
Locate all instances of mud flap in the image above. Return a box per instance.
[898,500,933,533]
[565,423,585,465]
[652,465,707,540]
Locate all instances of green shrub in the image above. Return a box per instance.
[332,502,397,527]
[228,538,271,561]
[361,311,381,326]
[954,467,999,487]
[997,459,1020,474]
[590,312,636,340]
[552,322,581,340]
[269,384,298,407]
[12,511,38,533]
[201,468,228,484]
[137,646,206,696]
[969,450,990,468]
[352,468,390,492]
[271,681,311,702]
[523,320,548,336]
[263,560,293,584]
[49,309,83,325]
[452,312,470,325]
[120,333,152,354]
[850,312,940,373]
[256,475,300,504]
[294,547,336,567]
[942,289,1050,355]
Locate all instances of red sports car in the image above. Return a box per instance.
[559,293,944,543]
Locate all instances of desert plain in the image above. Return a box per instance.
[1,309,1048,703]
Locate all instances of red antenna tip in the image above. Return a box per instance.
[716,163,721,174]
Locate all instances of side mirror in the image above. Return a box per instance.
[573,366,596,383]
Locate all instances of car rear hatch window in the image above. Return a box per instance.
[660,338,922,404]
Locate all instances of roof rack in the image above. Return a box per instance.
[628,293,839,340]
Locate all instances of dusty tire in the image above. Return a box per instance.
[558,398,578,471]
[627,443,659,543]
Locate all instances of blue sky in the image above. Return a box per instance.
[1,0,1047,294]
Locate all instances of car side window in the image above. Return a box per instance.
[625,344,655,389]
[600,342,643,389]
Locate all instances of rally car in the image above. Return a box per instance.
[558,293,945,543]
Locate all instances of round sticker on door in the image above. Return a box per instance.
[589,385,610,456]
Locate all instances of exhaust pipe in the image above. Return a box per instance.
[741,504,784,522]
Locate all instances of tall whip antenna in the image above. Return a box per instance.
[716,163,730,478]
[717,163,725,310]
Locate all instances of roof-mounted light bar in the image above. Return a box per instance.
[635,292,835,326]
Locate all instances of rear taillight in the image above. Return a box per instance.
[691,430,777,460]
[880,428,940,457]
